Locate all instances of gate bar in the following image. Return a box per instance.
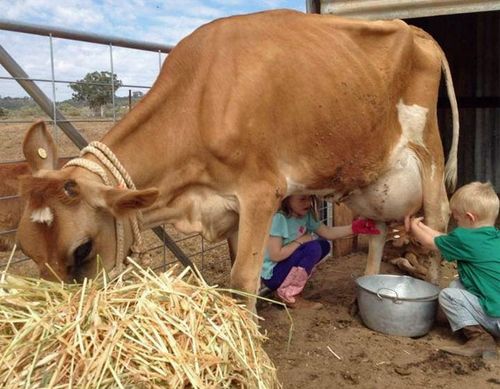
[0,18,173,53]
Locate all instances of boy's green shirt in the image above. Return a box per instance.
[435,226,500,317]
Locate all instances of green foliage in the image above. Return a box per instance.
[58,101,82,117]
[0,96,35,110]
[17,105,44,117]
[69,71,122,114]
[0,82,145,119]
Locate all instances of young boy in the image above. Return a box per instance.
[408,181,500,359]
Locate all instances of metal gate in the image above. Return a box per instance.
[0,19,231,282]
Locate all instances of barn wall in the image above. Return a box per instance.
[411,11,500,191]
[316,0,500,20]
[311,1,500,192]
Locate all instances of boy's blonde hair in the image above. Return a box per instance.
[450,181,499,224]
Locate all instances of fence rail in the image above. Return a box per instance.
[0,18,173,53]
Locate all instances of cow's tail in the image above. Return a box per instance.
[441,54,459,193]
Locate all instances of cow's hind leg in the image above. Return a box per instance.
[422,178,449,284]
[419,129,450,284]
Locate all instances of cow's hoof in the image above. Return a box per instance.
[389,255,427,280]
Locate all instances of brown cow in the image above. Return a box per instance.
[16,10,458,312]
[0,162,30,251]
[0,158,73,251]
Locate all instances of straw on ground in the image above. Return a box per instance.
[0,259,280,388]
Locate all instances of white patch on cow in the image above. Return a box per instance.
[397,99,428,146]
[31,207,54,226]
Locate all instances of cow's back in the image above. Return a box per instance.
[102,10,446,199]
[149,11,438,193]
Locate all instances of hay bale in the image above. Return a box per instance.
[0,261,280,388]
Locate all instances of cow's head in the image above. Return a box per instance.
[16,121,158,282]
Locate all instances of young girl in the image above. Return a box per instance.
[261,195,380,309]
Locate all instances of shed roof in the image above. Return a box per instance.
[307,0,500,19]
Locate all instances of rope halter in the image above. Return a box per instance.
[63,141,146,274]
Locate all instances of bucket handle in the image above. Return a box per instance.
[376,287,402,304]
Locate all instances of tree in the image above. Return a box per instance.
[70,71,122,117]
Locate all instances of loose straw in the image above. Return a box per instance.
[0,259,281,388]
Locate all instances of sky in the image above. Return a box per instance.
[0,0,307,100]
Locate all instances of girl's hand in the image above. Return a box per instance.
[351,218,380,235]
[296,233,314,244]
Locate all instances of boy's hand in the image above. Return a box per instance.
[404,216,441,251]
[352,218,380,235]
[406,216,424,232]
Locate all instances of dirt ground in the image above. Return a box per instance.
[1,120,499,388]
[0,119,112,162]
[257,252,500,389]
[2,245,499,388]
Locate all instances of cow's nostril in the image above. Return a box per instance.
[73,240,93,266]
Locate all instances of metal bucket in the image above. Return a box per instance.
[355,275,441,337]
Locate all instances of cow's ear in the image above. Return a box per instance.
[104,187,159,217]
[76,178,159,217]
[23,120,58,174]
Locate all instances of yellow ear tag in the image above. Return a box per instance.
[37,148,47,159]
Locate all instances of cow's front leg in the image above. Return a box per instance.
[364,222,387,275]
[231,185,281,315]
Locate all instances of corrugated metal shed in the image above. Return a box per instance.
[308,0,500,19]
[306,1,500,192]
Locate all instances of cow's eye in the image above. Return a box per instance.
[73,240,92,264]
[63,179,78,197]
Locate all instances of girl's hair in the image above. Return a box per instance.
[450,181,499,224]
[279,195,320,220]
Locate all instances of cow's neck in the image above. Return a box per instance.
[98,87,204,223]
[102,95,182,182]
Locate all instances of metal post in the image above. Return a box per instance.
[0,44,88,149]
[109,43,116,123]
[49,34,58,142]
